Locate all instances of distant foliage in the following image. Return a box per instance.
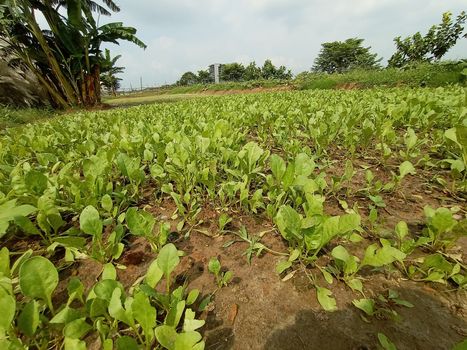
[261,59,293,80]
[197,70,212,84]
[177,59,292,85]
[243,62,262,80]
[312,38,381,74]
[221,62,246,82]
[177,72,199,86]
[388,11,467,68]
[100,49,124,96]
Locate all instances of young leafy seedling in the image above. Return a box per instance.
[208,257,233,288]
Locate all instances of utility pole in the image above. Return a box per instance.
[140,76,143,91]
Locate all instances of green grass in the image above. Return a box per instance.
[295,62,467,90]
[0,106,57,129]
[103,93,201,107]
[104,79,291,107]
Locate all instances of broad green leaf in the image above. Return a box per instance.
[270,154,286,180]
[94,280,122,302]
[115,336,139,350]
[155,325,178,349]
[102,263,117,281]
[25,170,48,194]
[361,240,406,267]
[64,338,87,350]
[377,333,397,350]
[429,207,456,233]
[145,259,164,288]
[316,287,337,312]
[395,221,408,241]
[183,309,205,332]
[208,258,221,276]
[132,292,156,341]
[347,278,363,294]
[19,256,58,310]
[0,247,10,278]
[294,153,315,177]
[186,289,200,305]
[0,200,36,238]
[50,306,82,324]
[63,318,92,339]
[331,245,351,262]
[103,339,113,350]
[399,161,416,178]
[276,260,292,274]
[126,207,155,236]
[320,216,341,248]
[165,300,186,327]
[101,195,113,212]
[108,288,133,326]
[275,206,302,241]
[352,298,375,316]
[0,292,15,332]
[331,245,358,275]
[174,331,204,350]
[79,205,102,236]
[289,249,301,262]
[338,213,361,233]
[18,300,39,337]
[157,243,180,278]
[14,216,41,236]
[444,128,461,148]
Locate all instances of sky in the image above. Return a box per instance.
[98,0,467,89]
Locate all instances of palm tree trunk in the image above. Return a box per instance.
[23,6,78,106]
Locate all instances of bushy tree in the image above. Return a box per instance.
[243,61,262,80]
[177,71,198,86]
[221,63,245,81]
[313,38,381,74]
[388,11,467,67]
[261,59,293,79]
[197,70,212,84]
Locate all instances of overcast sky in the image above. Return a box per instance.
[99,0,467,88]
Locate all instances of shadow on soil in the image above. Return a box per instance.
[263,286,467,350]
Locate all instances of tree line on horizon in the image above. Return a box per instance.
[177,59,293,86]
[176,11,467,86]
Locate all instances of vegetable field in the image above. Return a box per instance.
[1,87,466,349]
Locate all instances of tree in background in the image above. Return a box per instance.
[388,11,467,67]
[197,70,212,84]
[176,59,293,84]
[177,72,198,86]
[261,59,293,79]
[312,38,381,74]
[100,49,124,96]
[221,62,245,81]
[243,61,262,80]
[0,0,146,108]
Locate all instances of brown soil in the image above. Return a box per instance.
[94,210,466,350]
[7,149,467,350]
[65,185,464,350]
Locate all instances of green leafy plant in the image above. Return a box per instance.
[208,257,233,288]
[353,289,413,322]
[275,196,361,261]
